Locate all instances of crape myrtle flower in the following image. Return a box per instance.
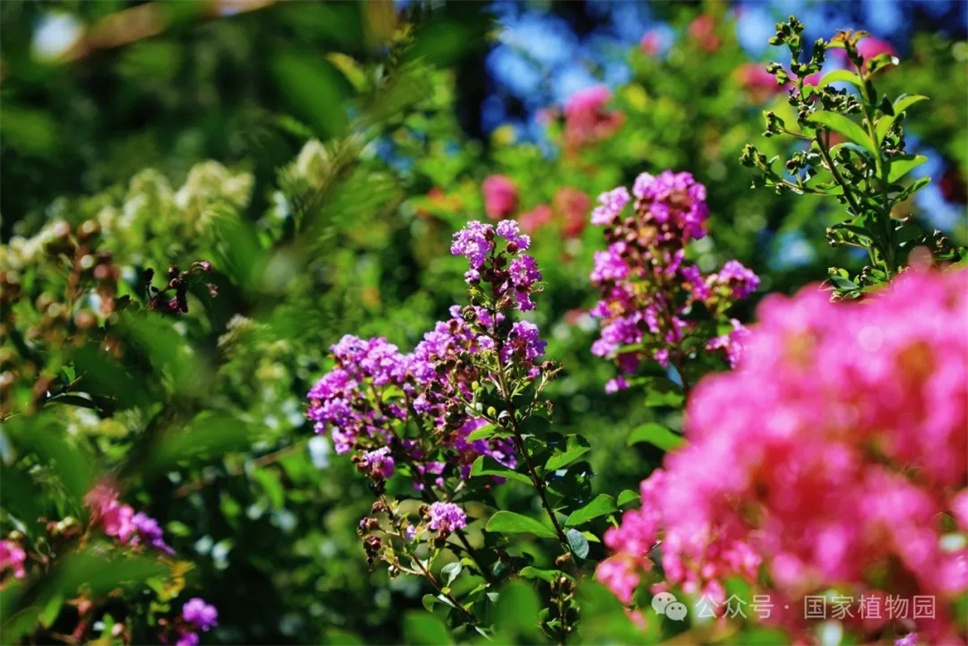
[163,597,218,646]
[426,502,467,537]
[0,540,27,580]
[482,175,519,220]
[84,483,173,555]
[588,171,758,387]
[307,220,551,491]
[599,268,968,643]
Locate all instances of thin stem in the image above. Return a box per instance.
[493,352,578,575]
[380,494,479,625]
[816,130,865,219]
[815,130,884,271]
[454,529,498,586]
[854,60,898,277]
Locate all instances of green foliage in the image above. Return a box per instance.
[742,16,967,298]
[0,3,964,645]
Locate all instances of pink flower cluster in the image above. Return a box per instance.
[308,221,550,489]
[0,539,26,580]
[84,483,174,555]
[482,175,519,221]
[735,62,787,102]
[518,187,590,239]
[588,171,758,389]
[599,268,968,643]
[562,86,624,152]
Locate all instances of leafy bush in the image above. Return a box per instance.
[1,4,966,645]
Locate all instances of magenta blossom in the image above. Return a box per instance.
[600,268,968,643]
[589,172,757,383]
[482,175,518,220]
[427,502,467,535]
[0,540,26,580]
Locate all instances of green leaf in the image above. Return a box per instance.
[893,176,930,202]
[421,594,437,613]
[876,95,929,140]
[807,111,876,156]
[464,424,496,442]
[617,489,640,507]
[565,494,618,527]
[566,528,590,559]
[887,154,927,183]
[828,275,861,291]
[744,628,792,645]
[51,551,169,599]
[272,51,353,139]
[4,416,95,507]
[816,69,861,88]
[321,629,364,645]
[575,582,650,645]
[440,561,462,586]
[485,511,557,539]
[893,94,929,115]
[469,456,532,486]
[627,423,685,451]
[402,612,452,646]
[252,469,286,510]
[643,378,684,408]
[866,52,899,76]
[545,435,591,471]
[493,581,542,641]
[143,415,254,478]
[38,594,63,629]
[519,566,563,583]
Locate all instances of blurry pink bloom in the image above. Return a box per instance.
[688,14,721,52]
[85,483,136,542]
[831,36,898,73]
[640,30,662,56]
[553,187,591,238]
[518,204,553,235]
[0,540,26,579]
[85,482,171,553]
[563,86,624,152]
[952,490,968,531]
[736,62,785,101]
[596,556,641,604]
[603,267,968,642]
[857,36,897,61]
[482,175,518,220]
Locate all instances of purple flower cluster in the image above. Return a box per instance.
[589,172,759,388]
[590,187,631,226]
[130,512,174,554]
[172,598,218,646]
[182,598,218,630]
[308,327,514,488]
[359,447,395,480]
[451,220,541,310]
[84,483,174,555]
[307,221,552,491]
[631,171,709,242]
[427,502,467,535]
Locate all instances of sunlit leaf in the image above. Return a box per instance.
[485,511,557,539]
[627,423,684,451]
[808,111,876,156]
[565,494,618,527]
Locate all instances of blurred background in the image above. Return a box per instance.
[1,1,966,644]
